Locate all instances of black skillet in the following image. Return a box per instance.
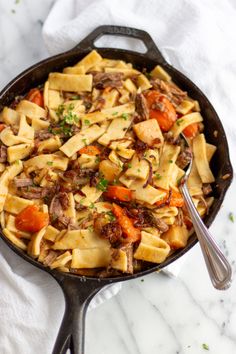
[0,25,233,354]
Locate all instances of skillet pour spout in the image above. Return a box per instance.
[0,25,233,354]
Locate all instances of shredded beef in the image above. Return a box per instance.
[134,139,148,154]
[93,72,124,89]
[128,208,169,233]
[43,250,58,266]
[35,129,54,140]
[90,171,100,187]
[176,147,192,169]
[14,178,33,188]
[151,79,187,106]
[135,93,149,120]
[101,222,123,246]
[202,184,212,196]
[19,186,42,199]
[0,145,7,163]
[49,192,68,220]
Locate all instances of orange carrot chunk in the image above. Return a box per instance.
[104,186,132,202]
[0,124,6,132]
[155,188,184,208]
[15,205,49,233]
[145,90,177,132]
[26,88,44,108]
[79,145,101,156]
[112,203,141,243]
[183,123,199,138]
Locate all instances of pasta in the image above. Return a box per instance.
[0,50,216,277]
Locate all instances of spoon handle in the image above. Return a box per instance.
[179,182,232,290]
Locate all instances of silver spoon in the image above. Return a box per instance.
[178,134,232,290]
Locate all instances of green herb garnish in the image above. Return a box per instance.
[127,163,132,168]
[84,119,90,126]
[229,212,234,223]
[82,138,87,146]
[177,119,184,126]
[121,113,128,120]
[89,202,95,209]
[112,111,118,116]
[71,95,81,100]
[155,173,162,179]
[96,178,108,192]
[169,160,173,163]
[107,211,116,222]
[202,343,209,351]
[47,161,53,166]
[95,156,100,164]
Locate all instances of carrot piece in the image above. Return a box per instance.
[104,186,132,202]
[79,145,101,156]
[0,124,6,132]
[112,203,141,242]
[155,188,184,208]
[145,90,177,131]
[183,123,199,138]
[15,205,49,233]
[170,189,184,207]
[26,88,44,108]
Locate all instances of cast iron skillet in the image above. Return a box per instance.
[0,25,233,354]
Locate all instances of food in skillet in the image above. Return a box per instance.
[0,50,216,276]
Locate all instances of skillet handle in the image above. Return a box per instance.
[74,25,167,64]
[52,276,103,354]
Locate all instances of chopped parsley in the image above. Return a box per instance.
[107,211,116,222]
[15,0,20,4]
[89,202,95,209]
[57,103,79,125]
[96,178,108,192]
[84,119,90,126]
[155,173,162,179]
[95,156,100,164]
[15,159,20,165]
[47,161,53,166]
[88,226,94,232]
[112,111,118,116]
[127,162,132,168]
[202,343,209,351]
[177,119,184,126]
[137,168,141,172]
[79,198,86,205]
[82,138,87,146]
[121,113,128,120]
[71,95,81,100]
[169,159,173,163]
[229,212,234,223]
[141,279,144,282]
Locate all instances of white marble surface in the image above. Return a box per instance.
[0,1,236,353]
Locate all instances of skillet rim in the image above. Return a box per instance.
[0,45,233,285]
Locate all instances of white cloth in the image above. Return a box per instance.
[1,0,236,353]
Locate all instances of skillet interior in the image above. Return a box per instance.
[0,38,233,284]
